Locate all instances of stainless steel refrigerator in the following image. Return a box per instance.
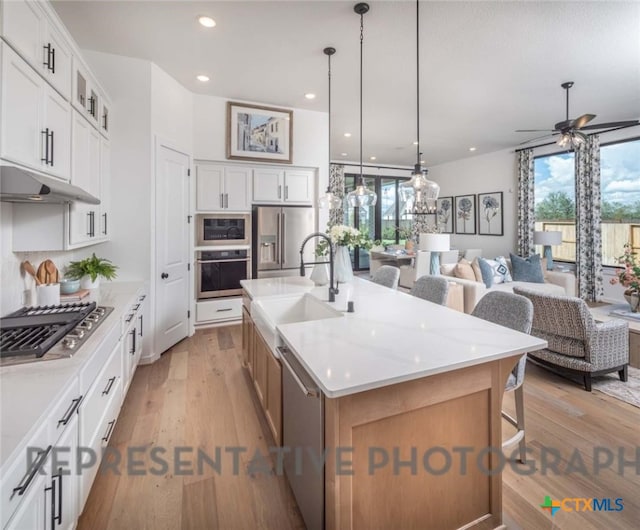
[252,206,315,278]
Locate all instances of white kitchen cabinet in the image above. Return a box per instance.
[195,164,251,212]
[1,0,72,100]
[53,413,79,530]
[122,294,146,393]
[72,57,103,128]
[196,297,242,324]
[0,43,71,179]
[253,168,314,204]
[5,468,47,530]
[68,110,101,247]
[98,138,111,239]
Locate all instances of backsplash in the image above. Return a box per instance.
[1,204,85,315]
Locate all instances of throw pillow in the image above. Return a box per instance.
[454,259,476,281]
[478,256,513,288]
[509,253,545,283]
[471,257,483,283]
[477,258,494,288]
[440,263,457,276]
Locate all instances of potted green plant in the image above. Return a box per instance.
[66,253,118,289]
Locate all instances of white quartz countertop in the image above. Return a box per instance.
[242,277,547,398]
[241,276,315,300]
[0,281,144,470]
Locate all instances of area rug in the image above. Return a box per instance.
[592,366,640,408]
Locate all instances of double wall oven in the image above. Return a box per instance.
[196,213,252,299]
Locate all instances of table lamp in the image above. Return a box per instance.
[419,233,450,275]
[533,230,562,270]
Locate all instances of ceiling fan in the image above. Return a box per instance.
[517,81,639,148]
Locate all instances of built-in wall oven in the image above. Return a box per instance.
[197,213,250,246]
[196,249,250,299]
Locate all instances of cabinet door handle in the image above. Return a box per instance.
[43,43,55,72]
[103,212,108,235]
[225,193,229,208]
[102,376,116,396]
[130,329,136,354]
[102,420,116,442]
[49,130,54,166]
[102,111,108,131]
[41,128,50,164]
[51,468,63,525]
[278,185,282,199]
[58,396,82,427]
[11,446,52,499]
[138,314,143,337]
[216,308,232,312]
[125,313,134,323]
[285,185,288,200]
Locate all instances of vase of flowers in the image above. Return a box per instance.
[610,243,640,312]
[316,224,372,283]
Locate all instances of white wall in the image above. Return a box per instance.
[430,148,517,258]
[192,94,328,229]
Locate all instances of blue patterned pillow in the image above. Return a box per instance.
[478,256,512,288]
[509,253,545,283]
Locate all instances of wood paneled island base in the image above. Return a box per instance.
[325,356,519,530]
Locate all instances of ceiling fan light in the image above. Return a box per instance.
[572,131,587,147]
[557,133,571,148]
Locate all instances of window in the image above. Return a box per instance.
[600,138,640,265]
[534,152,576,262]
[533,137,640,266]
[343,174,412,270]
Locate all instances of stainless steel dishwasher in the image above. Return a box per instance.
[279,346,324,530]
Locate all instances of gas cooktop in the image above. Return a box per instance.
[0,302,113,367]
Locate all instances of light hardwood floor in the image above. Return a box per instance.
[79,327,640,530]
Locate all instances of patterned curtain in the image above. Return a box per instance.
[575,135,603,301]
[516,149,535,256]
[328,164,345,228]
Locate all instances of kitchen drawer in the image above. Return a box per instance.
[47,376,81,442]
[79,319,121,396]
[196,298,242,323]
[79,376,122,508]
[79,340,122,447]
[0,421,49,528]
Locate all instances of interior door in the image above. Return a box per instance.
[156,144,190,355]
[282,207,315,269]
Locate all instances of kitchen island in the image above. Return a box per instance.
[241,277,546,530]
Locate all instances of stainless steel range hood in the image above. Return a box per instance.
[0,165,100,204]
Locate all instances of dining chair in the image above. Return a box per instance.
[371,265,400,289]
[410,276,449,305]
[471,291,534,463]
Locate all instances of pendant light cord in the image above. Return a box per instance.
[415,0,420,167]
[359,10,364,186]
[328,49,332,188]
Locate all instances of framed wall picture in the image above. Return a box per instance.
[436,196,454,234]
[478,192,504,236]
[226,101,293,163]
[455,194,476,234]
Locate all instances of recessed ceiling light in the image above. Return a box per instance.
[341,152,348,156]
[196,75,210,82]
[370,156,376,161]
[469,146,477,151]
[413,141,419,145]
[344,132,352,137]
[198,16,216,28]
[420,160,425,164]
[304,93,316,100]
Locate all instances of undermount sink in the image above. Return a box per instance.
[251,294,343,356]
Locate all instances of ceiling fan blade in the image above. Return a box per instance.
[573,113,596,129]
[515,129,555,133]
[518,133,556,145]
[580,119,639,130]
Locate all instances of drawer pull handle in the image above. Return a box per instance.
[133,303,140,311]
[125,313,134,323]
[216,308,232,312]
[102,376,116,396]
[12,446,52,499]
[57,396,82,427]
[102,420,116,443]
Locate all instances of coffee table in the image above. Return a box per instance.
[589,303,640,368]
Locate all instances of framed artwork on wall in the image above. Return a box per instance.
[436,196,454,234]
[478,192,504,236]
[226,101,293,163]
[455,194,476,234]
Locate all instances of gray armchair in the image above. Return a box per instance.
[513,288,629,391]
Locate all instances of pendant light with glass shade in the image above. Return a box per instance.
[318,47,342,210]
[400,0,439,214]
[346,3,377,209]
